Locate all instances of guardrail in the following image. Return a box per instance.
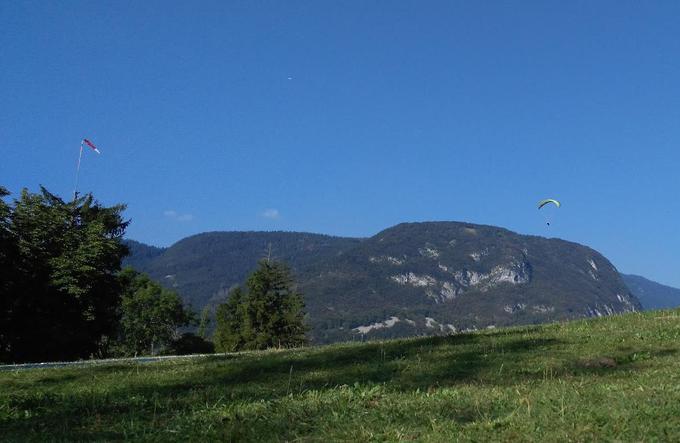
[0,352,224,371]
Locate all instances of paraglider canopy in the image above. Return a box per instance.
[537,199,561,210]
[537,199,560,226]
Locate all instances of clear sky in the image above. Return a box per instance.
[1,1,679,287]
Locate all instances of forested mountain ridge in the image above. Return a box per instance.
[123,231,362,309]
[124,222,641,343]
[621,274,680,310]
[122,239,166,269]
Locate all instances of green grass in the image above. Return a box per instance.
[2,310,680,442]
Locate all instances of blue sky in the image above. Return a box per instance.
[2,1,679,286]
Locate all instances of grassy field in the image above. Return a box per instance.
[1,310,680,442]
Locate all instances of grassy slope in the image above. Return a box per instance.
[1,310,679,442]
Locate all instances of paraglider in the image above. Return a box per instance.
[537,199,560,210]
[537,199,560,226]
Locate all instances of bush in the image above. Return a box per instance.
[163,333,215,355]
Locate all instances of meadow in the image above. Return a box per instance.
[1,309,679,442]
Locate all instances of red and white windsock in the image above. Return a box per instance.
[74,137,101,198]
[82,138,101,154]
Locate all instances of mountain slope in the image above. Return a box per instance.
[299,222,640,343]
[123,232,362,308]
[622,274,680,310]
[122,239,166,269]
[124,222,641,344]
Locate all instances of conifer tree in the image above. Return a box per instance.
[213,260,308,351]
[213,287,247,352]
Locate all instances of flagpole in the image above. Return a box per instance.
[74,140,84,200]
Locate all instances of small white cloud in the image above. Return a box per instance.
[164,209,194,222]
[261,208,280,219]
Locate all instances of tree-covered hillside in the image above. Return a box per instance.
[122,239,165,269]
[123,232,362,309]
[622,274,680,310]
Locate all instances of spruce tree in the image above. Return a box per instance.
[213,260,308,351]
[214,287,247,352]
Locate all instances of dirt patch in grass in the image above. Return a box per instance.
[577,357,617,369]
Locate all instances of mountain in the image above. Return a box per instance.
[124,222,641,344]
[122,239,166,269]
[621,274,680,310]
[123,232,362,308]
[298,222,639,342]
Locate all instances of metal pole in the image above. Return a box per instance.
[73,140,83,200]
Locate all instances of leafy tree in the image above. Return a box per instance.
[117,268,196,356]
[214,260,308,351]
[0,187,128,363]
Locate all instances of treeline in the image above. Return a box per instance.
[0,186,308,364]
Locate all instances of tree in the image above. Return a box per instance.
[214,287,247,352]
[197,305,212,339]
[213,260,308,351]
[163,332,214,355]
[117,268,196,356]
[0,187,128,363]
[0,187,16,361]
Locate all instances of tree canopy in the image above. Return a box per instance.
[0,187,128,363]
[116,268,197,356]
